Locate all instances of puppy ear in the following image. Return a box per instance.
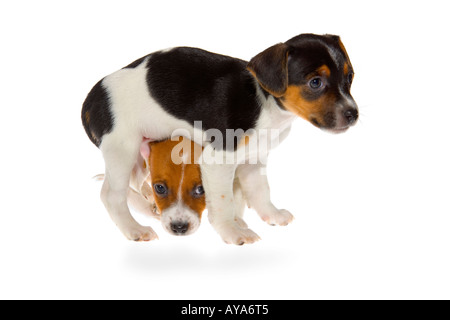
[247,43,289,97]
[140,139,152,160]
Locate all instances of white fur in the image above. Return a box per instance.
[160,202,201,236]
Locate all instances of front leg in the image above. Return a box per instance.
[100,133,158,241]
[237,163,294,226]
[201,162,260,245]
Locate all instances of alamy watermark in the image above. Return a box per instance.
[169,121,283,166]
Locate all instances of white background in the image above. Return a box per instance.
[1,0,449,299]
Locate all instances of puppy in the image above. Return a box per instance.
[82,33,357,244]
[99,136,247,240]
[127,137,207,238]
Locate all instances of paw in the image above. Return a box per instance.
[235,216,248,229]
[142,202,160,220]
[220,224,260,246]
[122,225,158,242]
[147,202,160,220]
[260,209,294,226]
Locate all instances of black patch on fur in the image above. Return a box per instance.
[81,79,114,147]
[146,47,261,150]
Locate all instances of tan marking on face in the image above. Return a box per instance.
[281,85,321,120]
[181,163,205,218]
[338,39,353,74]
[338,39,350,59]
[317,64,331,77]
[280,62,337,125]
[281,85,336,125]
[149,140,180,213]
[343,62,349,75]
[148,137,205,217]
[85,111,91,124]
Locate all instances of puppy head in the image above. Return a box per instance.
[247,34,358,133]
[147,137,205,236]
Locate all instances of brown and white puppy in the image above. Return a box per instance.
[127,137,206,238]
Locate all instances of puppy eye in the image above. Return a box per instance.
[154,183,168,196]
[309,77,323,89]
[193,185,205,197]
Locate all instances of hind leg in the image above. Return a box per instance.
[100,133,158,241]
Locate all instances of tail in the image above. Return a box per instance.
[92,174,105,181]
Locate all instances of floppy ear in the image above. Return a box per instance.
[140,139,152,160]
[247,43,289,98]
[137,139,154,196]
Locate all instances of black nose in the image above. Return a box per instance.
[343,109,358,125]
[170,221,189,234]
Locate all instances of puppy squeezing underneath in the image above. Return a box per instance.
[82,33,358,245]
[98,136,247,240]
[125,137,206,239]
[140,138,205,237]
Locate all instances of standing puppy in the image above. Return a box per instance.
[82,33,358,245]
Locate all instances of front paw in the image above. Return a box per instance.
[220,223,260,245]
[122,225,158,242]
[260,209,294,226]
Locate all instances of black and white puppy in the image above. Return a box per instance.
[82,33,358,245]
